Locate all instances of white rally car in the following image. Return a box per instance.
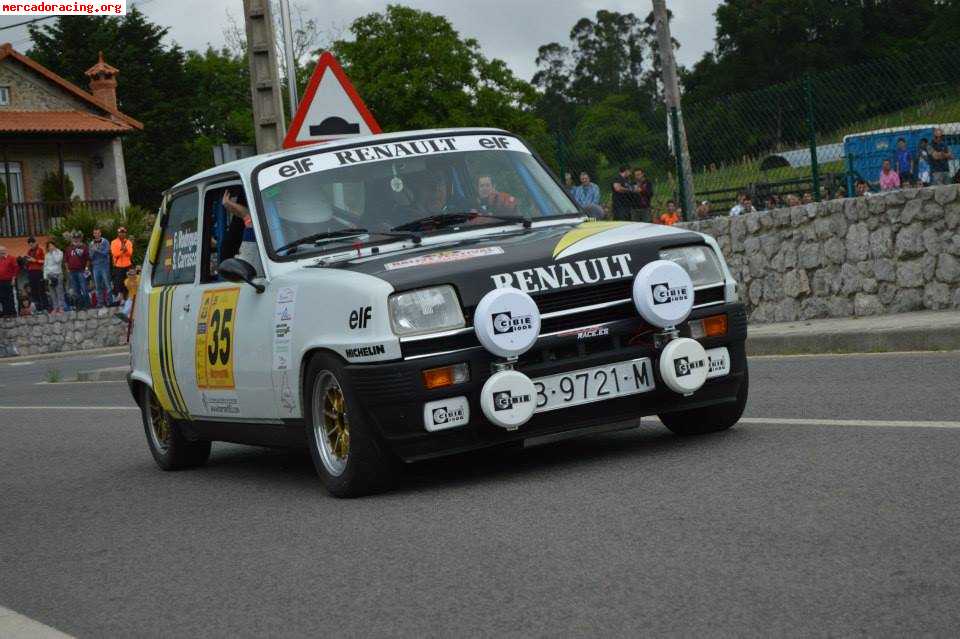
[129,128,748,497]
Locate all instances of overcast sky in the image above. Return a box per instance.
[1,0,721,81]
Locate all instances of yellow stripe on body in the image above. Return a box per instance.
[147,288,177,415]
[552,221,630,258]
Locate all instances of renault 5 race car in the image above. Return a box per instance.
[129,128,748,497]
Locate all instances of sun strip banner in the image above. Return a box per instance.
[147,287,189,419]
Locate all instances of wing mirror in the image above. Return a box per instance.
[219,258,265,293]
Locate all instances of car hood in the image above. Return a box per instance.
[321,220,704,308]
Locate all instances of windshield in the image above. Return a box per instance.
[256,134,579,257]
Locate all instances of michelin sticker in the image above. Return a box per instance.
[259,135,532,189]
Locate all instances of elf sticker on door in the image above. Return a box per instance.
[195,288,240,389]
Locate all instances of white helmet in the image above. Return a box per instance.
[272,175,332,224]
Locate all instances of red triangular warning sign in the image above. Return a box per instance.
[283,52,382,149]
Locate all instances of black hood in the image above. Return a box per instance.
[323,221,704,309]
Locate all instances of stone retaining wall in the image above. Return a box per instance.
[680,183,960,323]
[0,308,128,357]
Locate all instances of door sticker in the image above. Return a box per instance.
[195,287,241,389]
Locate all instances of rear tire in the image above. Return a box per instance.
[303,353,396,497]
[141,386,211,470]
[658,365,749,436]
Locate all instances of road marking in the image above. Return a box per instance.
[34,381,126,386]
[0,406,138,411]
[740,417,960,429]
[7,361,35,366]
[0,605,74,638]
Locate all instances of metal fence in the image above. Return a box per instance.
[0,199,118,237]
[552,50,960,220]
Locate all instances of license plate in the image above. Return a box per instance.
[532,358,655,413]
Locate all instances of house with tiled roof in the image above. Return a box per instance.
[0,43,143,240]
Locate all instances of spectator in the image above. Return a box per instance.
[784,193,799,207]
[24,236,50,313]
[659,200,681,226]
[43,240,65,313]
[916,138,932,186]
[855,179,873,197]
[630,168,654,223]
[571,171,601,208]
[879,159,901,191]
[834,186,847,199]
[65,232,91,310]
[0,245,19,317]
[800,192,813,205]
[765,194,781,210]
[89,228,112,307]
[730,194,755,216]
[930,128,954,186]
[695,200,712,219]
[610,166,633,222]
[18,285,32,316]
[476,175,518,214]
[895,137,914,184]
[729,193,747,216]
[563,172,574,194]
[110,226,134,300]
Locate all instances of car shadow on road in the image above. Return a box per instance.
[195,419,747,498]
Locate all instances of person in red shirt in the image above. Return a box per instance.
[659,200,681,226]
[476,175,518,215]
[64,232,92,310]
[0,244,19,317]
[24,236,50,312]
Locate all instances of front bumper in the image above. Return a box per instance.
[344,303,748,461]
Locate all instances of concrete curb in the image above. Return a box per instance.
[75,366,129,382]
[0,345,129,363]
[747,310,960,356]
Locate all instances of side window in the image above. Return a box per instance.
[200,183,249,283]
[152,190,199,286]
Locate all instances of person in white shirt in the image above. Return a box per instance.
[43,241,65,312]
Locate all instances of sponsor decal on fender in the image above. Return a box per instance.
[490,253,632,292]
[345,344,386,358]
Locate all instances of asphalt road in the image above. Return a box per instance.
[2,350,960,637]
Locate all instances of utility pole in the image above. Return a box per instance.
[279,0,299,117]
[242,0,286,153]
[652,0,695,220]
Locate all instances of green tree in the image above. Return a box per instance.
[567,10,649,103]
[329,5,552,162]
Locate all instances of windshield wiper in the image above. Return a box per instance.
[275,228,369,254]
[391,212,530,233]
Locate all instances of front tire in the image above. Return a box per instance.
[141,387,211,470]
[304,353,395,497]
[658,365,749,436]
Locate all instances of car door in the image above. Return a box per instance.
[170,179,278,422]
[144,188,200,421]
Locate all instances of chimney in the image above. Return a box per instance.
[84,51,120,111]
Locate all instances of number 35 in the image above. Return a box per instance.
[206,307,233,366]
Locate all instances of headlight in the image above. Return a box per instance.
[389,285,465,336]
[659,245,725,287]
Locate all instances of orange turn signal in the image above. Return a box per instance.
[422,363,470,389]
[702,314,728,337]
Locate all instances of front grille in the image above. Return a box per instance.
[402,280,728,359]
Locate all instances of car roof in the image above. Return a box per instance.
[171,127,512,190]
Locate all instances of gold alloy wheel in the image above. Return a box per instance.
[148,395,172,453]
[312,371,350,476]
